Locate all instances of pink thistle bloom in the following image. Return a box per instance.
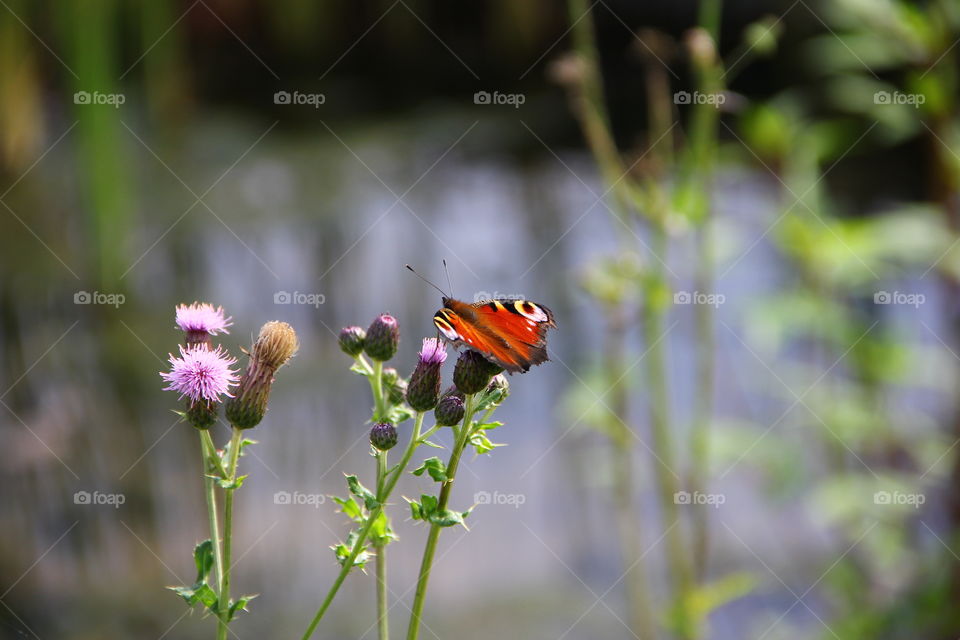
[175,302,233,336]
[419,337,447,365]
[161,345,239,403]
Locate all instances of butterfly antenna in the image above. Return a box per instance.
[442,259,454,296]
[405,264,448,297]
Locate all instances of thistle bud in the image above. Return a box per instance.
[254,321,299,369]
[383,367,408,405]
[364,314,399,361]
[434,394,465,426]
[485,373,510,404]
[339,326,366,356]
[370,422,398,451]
[225,321,299,429]
[453,350,501,395]
[186,399,218,430]
[406,338,447,412]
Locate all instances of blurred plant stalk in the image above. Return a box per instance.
[561,0,729,637]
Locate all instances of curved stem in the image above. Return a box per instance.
[405,395,477,640]
[301,412,426,640]
[199,431,227,640]
[219,426,243,637]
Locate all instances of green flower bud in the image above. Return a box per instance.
[339,326,366,356]
[383,368,408,405]
[434,394,465,426]
[485,373,510,404]
[364,314,399,361]
[370,422,398,451]
[453,350,501,395]
[186,399,218,430]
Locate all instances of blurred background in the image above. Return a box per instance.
[2,0,960,638]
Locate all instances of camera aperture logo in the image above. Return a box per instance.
[473,490,525,508]
[674,90,725,107]
[73,90,126,108]
[874,490,925,508]
[274,291,325,308]
[473,291,524,303]
[873,91,925,108]
[874,291,924,308]
[274,90,326,108]
[674,490,725,508]
[673,291,725,308]
[74,291,125,308]
[473,90,525,109]
[74,490,126,508]
[273,490,326,508]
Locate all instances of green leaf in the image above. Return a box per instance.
[370,510,396,547]
[412,457,448,482]
[420,494,438,514]
[168,583,218,610]
[350,361,372,377]
[215,474,248,490]
[407,498,423,520]
[428,508,471,528]
[405,494,440,522]
[228,594,258,621]
[332,496,364,522]
[475,421,503,430]
[387,404,414,424]
[193,539,215,584]
[345,475,379,510]
[469,431,505,455]
[332,530,371,569]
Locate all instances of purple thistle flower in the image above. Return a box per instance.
[175,302,233,336]
[418,338,447,365]
[161,345,239,403]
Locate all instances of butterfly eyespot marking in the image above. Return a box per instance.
[433,316,460,341]
[513,300,549,322]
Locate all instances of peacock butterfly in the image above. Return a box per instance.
[407,265,556,373]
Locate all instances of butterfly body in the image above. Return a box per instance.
[432,297,556,373]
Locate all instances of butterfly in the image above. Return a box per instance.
[431,296,557,373]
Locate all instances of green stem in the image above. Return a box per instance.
[301,412,426,640]
[405,395,477,640]
[645,230,696,640]
[199,431,227,640]
[371,359,386,421]
[685,0,723,582]
[375,451,389,640]
[219,426,243,638]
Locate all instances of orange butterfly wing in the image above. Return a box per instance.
[433,298,556,373]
